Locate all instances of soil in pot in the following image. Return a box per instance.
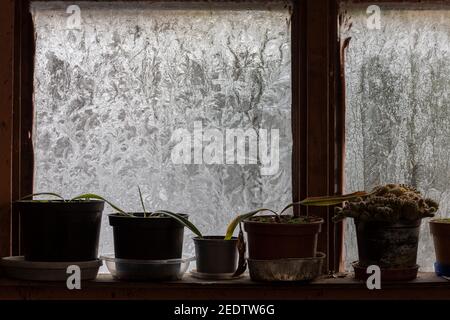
[430,219,450,276]
[243,215,324,260]
[355,219,421,269]
[108,213,188,260]
[17,200,104,262]
[193,236,238,274]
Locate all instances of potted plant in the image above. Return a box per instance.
[15,192,107,262]
[107,188,200,260]
[192,209,276,278]
[193,235,240,276]
[98,188,199,280]
[429,218,450,277]
[304,184,439,281]
[227,205,323,260]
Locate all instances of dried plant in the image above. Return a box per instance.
[333,184,438,222]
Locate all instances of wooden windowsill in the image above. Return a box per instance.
[0,272,450,300]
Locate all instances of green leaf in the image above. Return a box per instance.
[71,193,131,216]
[279,202,302,215]
[153,210,203,238]
[298,191,370,206]
[20,192,65,201]
[138,186,147,215]
[224,208,277,240]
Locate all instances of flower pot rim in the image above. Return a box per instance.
[108,213,188,219]
[16,200,105,215]
[193,235,238,242]
[354,218,422,226]
[16,199,104,204]
[430,218,450,224]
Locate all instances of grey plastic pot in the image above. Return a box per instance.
[193,236,238,274]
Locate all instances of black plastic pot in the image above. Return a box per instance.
[194,236,238,274]
[109,213,187,260]
[355,219,421,268]
[17,200,104,262]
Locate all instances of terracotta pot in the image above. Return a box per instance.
[430,219,450,276]
[243,216,323,260]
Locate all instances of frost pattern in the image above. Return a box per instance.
[342,5,450,271]
[31,1,292,269]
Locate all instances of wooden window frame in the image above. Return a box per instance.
[0,0,15,263]
[7,0,445,275]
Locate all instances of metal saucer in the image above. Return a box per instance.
[247,252,326,282]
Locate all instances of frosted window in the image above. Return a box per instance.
[31,1,292,269]
[342,5,450,271]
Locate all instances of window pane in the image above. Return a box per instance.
[31,1,292,268]
[342,4,450,271]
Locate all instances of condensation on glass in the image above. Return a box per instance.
[341,4,450,271]
[31,1,292,269]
